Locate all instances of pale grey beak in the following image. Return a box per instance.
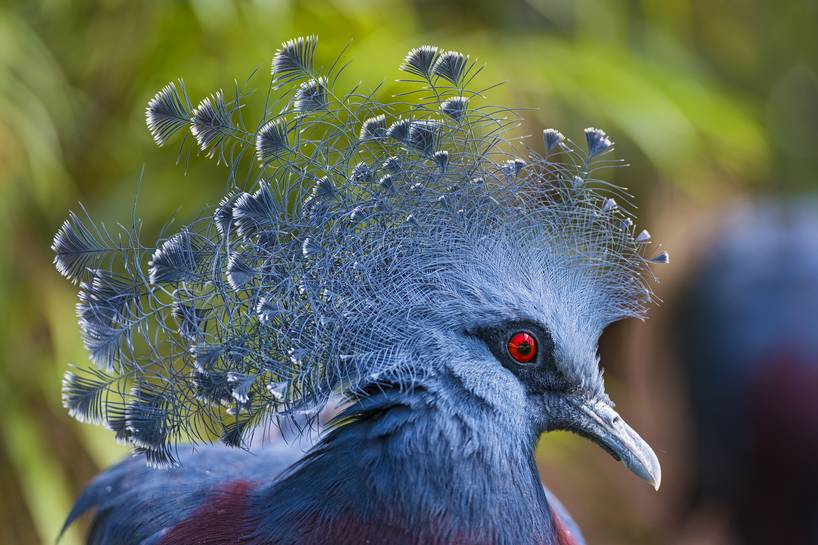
[566,396,662,490]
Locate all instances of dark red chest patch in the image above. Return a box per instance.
[158,480,256,545]
[550,505,581,545]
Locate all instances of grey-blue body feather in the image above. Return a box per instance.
[64,379,586,545]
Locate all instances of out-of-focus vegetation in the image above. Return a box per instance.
[1,1,816,544]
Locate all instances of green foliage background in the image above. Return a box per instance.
[0,1,815,543]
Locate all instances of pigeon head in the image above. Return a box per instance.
[53,37,666,488]
[338,152,664,489]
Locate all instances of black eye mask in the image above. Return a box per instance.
[472,320,571,395]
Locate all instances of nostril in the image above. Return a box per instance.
[611,415,621,426]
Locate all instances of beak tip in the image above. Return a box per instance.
[651,473,661,492]
[640,449,661,492]
[622,437,661,492]
[629,457,662,491]
[649,450,661,491]
[643,453,661,491]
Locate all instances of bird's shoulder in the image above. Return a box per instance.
[63,441,303,545]
[543,486,586,545]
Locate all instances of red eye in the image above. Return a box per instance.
[507,331,538,363]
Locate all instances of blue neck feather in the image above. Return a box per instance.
[248,375,560,545]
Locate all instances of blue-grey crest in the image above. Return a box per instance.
[52,36,668,492]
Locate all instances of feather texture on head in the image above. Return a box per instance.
[52,36,667,466]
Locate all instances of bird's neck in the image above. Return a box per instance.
[253,381,562,545]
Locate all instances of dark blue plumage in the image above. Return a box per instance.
[63,445,297,545]
[66,380,586,545]
[55,37,666,545]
